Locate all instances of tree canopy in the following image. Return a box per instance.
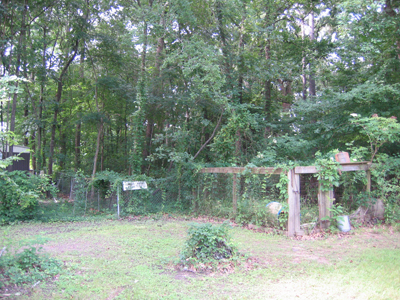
[1,0,399,177]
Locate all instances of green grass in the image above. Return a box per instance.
[1,218,400,299]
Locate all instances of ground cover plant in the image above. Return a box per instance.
[1,217,399,299]
[0,240,62,290]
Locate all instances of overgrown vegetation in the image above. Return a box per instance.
[0,0,400,231]
[0,236,62,289]
[178,222,238,272]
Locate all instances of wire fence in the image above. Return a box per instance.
[55,173,188,217]
[52,171,321,224]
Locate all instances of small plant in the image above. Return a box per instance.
[278,203,289,230]
[179,222,237,270]
[321,204,346,233]
[0,239,62,288]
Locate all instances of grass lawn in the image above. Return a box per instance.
[1,216,400,299]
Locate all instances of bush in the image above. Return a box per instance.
[180,222,236,266]
[0,245,62,288]
[0,171,56,224]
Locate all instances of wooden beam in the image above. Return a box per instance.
[294,166,317,174]
[295,162,370,174]
[201,162,371,176]
[200,167,283,175]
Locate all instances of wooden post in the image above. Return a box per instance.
[288,169,303,237]
[232,174,237,214]
[366,170,371,193]
[318,182,333,229]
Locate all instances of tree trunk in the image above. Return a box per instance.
[92,120,103,179]
[36,26,47,172]
[48,39,79,176]
[75,122,81,171]
[264,40,272,138]
[309,11,316,97]
[301,17,307,100]
[8,0,26,171]
[59,128,67,170]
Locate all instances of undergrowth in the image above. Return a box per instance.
[177,222,245,272]
[0,237,62,289]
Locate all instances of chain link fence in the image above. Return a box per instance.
[55,173,189,217]
[51,170,321,224]
[194,172,321,226]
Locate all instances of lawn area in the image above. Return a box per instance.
[1,217,400,299]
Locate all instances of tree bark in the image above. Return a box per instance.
[309,11,316,97]
[264,41,272,119]
[301,17,307,100]
[75,122,81,171]
[48,39,79,176]
[36,26,47,172]
[8,1,27,170]
[92,120,103,178]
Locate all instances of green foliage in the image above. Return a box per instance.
[278,202,289,230]
[369,154,400,223]
[339,171,368,211]
[351,114,400,161]
[92,170,155,215]
[0,75,26,102]
[314,151,342,192]
[0,131,22,169]
[0,239,62,288]
[0,171,56,224]
[72,170,88,215]
[322,204,346,233]
[236,199,273,227]
[180,222,236,267]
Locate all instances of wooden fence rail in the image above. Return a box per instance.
[200,162,371,237]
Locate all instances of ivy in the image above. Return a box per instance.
[314,151,342,192]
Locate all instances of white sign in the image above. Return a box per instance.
[123,181,148,191]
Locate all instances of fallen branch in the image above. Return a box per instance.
[193,108,225,160]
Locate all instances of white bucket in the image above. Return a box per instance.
[337,215,351,232]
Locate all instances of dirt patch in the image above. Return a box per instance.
[173,270,200,280]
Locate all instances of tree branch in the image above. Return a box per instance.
[193,108,225,160]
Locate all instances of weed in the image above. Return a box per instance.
[0,242,62,288]
[179,222,238,271]
[322,204,347,233]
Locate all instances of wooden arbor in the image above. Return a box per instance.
[200,162,371,237]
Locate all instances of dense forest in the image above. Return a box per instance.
[0,0,400,223]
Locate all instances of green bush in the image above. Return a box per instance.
[0,245,62,288]
[180,222,236,266]
[0,171,56,224]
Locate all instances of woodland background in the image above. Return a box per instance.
[1,0,400,223]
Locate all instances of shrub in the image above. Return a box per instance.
[0,245,62,288]
[180,222,236,267]
[0,171,56,224]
